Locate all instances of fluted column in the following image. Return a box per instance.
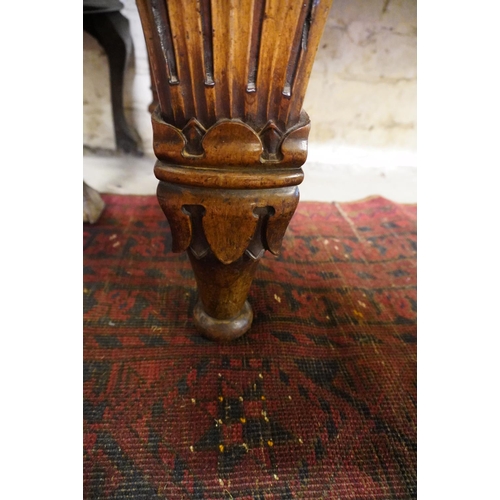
[136,0,333,340]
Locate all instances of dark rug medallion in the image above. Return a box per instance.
[84,195,416,499]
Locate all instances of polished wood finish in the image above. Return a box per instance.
[136,0,333,340]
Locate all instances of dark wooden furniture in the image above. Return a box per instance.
[136,0,333,341]
[84,0,142,155]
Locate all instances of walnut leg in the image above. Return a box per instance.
[157,180,299,340]
[136,0,333,340]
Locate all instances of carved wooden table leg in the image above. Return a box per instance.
[136,0,333,340]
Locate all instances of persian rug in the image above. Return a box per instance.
[84,194,417,499]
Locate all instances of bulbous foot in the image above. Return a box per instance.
[193,300,253,341]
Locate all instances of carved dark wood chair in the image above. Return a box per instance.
[84,0,141,155]
[136,0,333,341]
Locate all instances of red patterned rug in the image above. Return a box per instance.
[84,195,416,499]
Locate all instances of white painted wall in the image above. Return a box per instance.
[83,0,417,202]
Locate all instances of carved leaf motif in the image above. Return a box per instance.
[158,182,300,269]
[280,113,311,168]
[182,118,206,157]
[156,183,192,253]
[152,111,186,163]
[202,207,259,265]
[260,121,284,161]
[182,205,210,259]
[152,110,310,169]
[265,187,300,254]
[202,121,263,166]
[246,207,272,260]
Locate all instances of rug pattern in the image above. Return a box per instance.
[84,195,417,499]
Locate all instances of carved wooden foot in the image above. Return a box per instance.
[157,179,299,340]
[136,0,333,340]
